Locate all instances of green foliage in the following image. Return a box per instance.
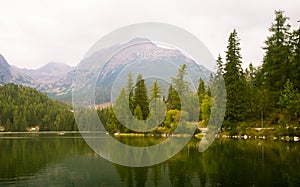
[197,78,207,112]
[133,74,150,120]
[200,95,212,126]
[149,80,165,125]
[98,64,203,134]
[278,79,300,118]
[114,88,130,127]
[167,64,192,111]
[290,28,300,89]
[197,78,206,99]
[134,105,143,120]
[224,29,247,124]
[105,106,119,133]
[163,109,181,131]
[171,64,190,95]
[259,10,291,92]
[217,10,300,131]
[0,84,76,131]
[126,73,135,113]
[197,77,212,123]
[150,80,161,99]
[166,85,180,110]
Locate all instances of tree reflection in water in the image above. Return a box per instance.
[1,134,300,186]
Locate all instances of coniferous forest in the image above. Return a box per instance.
[219,10,300,136]
[98,10,300,136]
[0,84,76,131]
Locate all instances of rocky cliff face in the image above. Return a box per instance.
[0,54,12,83]
[0,54,33,85]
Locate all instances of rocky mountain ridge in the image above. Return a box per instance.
[0,38,213,102]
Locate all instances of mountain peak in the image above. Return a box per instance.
[0,54,12,83]
[35,62,73,75]
[0,54,10,68]
[127,38,151,45]
[0,53,33,85]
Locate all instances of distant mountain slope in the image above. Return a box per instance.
[74,38,213,104]
[0,54,34,86]
[1,54,74,99]
[0,54,11,83]
[12,62,74,98]
[15,62,73,82]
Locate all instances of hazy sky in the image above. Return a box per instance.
[0,0,299,70]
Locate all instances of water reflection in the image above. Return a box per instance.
[0,133,300,186]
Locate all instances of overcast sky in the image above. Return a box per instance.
[0,0,299,70]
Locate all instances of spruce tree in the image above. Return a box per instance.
[114,88,129,130]
[134,105,143,120]
[216,54,224,79]
[150,80,161,99]
[259,10,291,92]
[197,78,206,101]
[166,85,180,110]
[149,80,162,118]
[106,106,119,133]
[290,27,300,89]
[197,78,206,121]
[133,74,149,120]
[278,79,300,118]
[167,64,190,111]
[149,80,165,126]
[224,29,246,124]
[126,73,135,113]
[172,64,189,95]
[244,63,261,118]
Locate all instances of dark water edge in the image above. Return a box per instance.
[0,133,300,187]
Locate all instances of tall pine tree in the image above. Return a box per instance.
[166,85,180,110]
[133,74,149,120]
[114,88,129,131]
[224,29,247,124]
[126,73,135,114]
[167,65,190,111]
[149,80,165,126]
[197,78,206,102]
[259,10,291,92]
[290,25,300,89]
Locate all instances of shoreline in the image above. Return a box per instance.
[0,131,81,134]
[213,134,300,142]
[113,132,192,138]
[1,131,299,142]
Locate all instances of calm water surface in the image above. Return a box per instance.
[0,133,300,187]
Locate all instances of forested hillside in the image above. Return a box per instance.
[0,84,76,131]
